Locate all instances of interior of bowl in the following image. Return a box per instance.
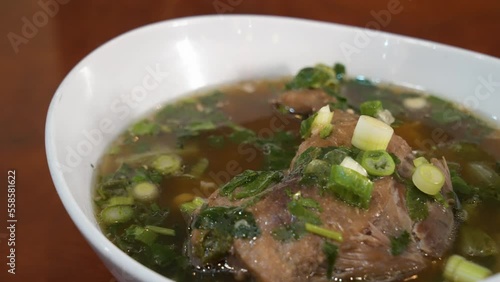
[46,15,500,282]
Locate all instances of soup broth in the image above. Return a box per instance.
[94,65,500,282]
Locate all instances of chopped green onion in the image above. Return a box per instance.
[333,63,346,80]
[412,164,445,195]
[375,109,395,125]
[328,165,374,209]
[129,119,160,136]
[351,115,394,151]
[100,205,134,224]
[413,156,429,167]
[303,159,331,186]
[132,226,158,246]
[107,196,134,206]
[458,225,498,257]
[360,100,383,117]
[360,100,394,124]
[189,158,209,178]
[444,255,492,282]
[300,105,334,139]
[300,112,318,138]
[359,150,395,176]
[323,241,338,280]
[390,231,410,255]
[319,125,333,138]
[305,223,343,242]
[180,197,206,215]
[131,182,159,202]
[340,156,367,177]
[312,105,334,138]
[152,154,182,175]
[304,159,331,176]
[405,183,430,221]
[403,97,427,110]
[145,225,176,236]
[219,170,261,196]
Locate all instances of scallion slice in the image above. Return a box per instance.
[351,115,394,151]
[145,225,176,236]
[413,156,429,167]
[328,165,374,209]
[108,196,134,206]
[359,150,396,176]
[444,255,492,282]
[312,105,334,138]
[412,164,445,195]
[131,182,160,202]
[180,197,206,215]
[305,223,343,242]
[100,205,134,224]
[340,156,367,177]
[360,100,383,117]
[152,154,182,175]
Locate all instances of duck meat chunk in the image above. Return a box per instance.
[274,89,336,115]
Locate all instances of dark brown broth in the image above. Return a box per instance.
[96,78,500,281]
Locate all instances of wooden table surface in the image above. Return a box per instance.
[1,0,499,281]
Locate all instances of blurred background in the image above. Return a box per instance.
[0,0,499,281]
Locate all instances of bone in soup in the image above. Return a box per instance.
[94,63,500,282]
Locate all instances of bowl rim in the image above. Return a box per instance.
[45,14,500,282]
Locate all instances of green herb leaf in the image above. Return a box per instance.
[207,134,225,148]
[137,203,170,226]
[287,195,322,225]
[219,170,261,196]
[272,222,306,241]
[195,229,233,264]
[193,206,260,263]
[286,64,340,90]
[129,225,158,246]
[305,223,343,242]
[360,100,383,117]
[390,230,410,255]
[228,126,299,170]
[301,159,332,189]
[333,63,346,80]
[233,171,283,200]
[180,197,206,215]
[97,164,163,201]
[464,162,500,202]
[405,183,430,221]
[129,119,160,136]
[255,131,298,170]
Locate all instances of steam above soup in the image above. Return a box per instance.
[94,63,500,282]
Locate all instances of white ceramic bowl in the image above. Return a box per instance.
[45,15,500,282]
